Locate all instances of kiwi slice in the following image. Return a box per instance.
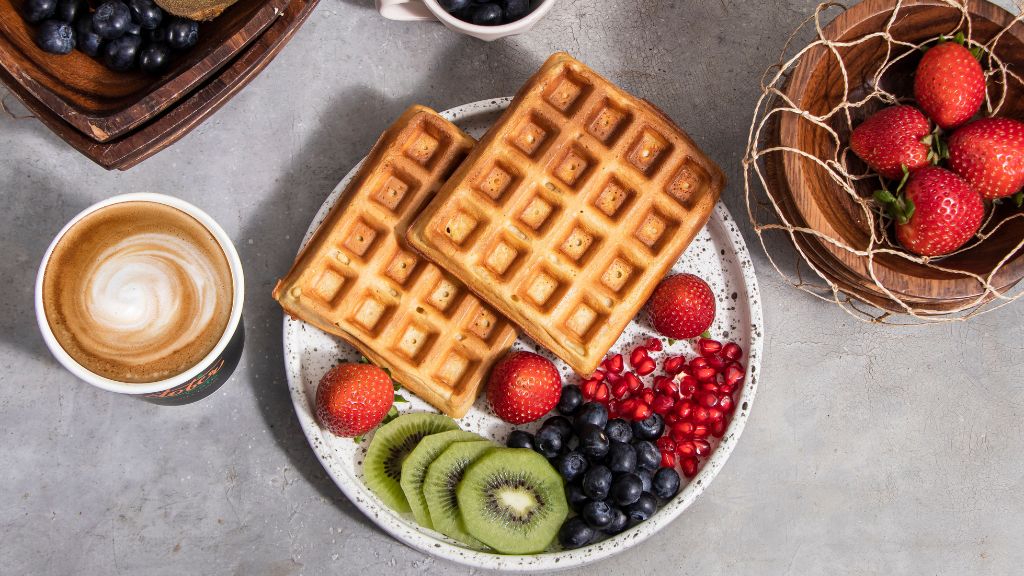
[456,448,568,555]
[423,440,496,548]
[363,413,459,513]
[401,429,482,529]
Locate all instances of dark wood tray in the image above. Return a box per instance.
[0,0,318,169]
[0,0,289,142]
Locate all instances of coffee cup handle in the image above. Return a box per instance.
[375,0,437,21]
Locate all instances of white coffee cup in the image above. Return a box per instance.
[375,0,558,41]
[35,193,246,405]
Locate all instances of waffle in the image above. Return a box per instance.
[274,106,518,418]
[407,53,725,376]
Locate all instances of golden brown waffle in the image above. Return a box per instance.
[407,53,725,376]
[274,106,517,418]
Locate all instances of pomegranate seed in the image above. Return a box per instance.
[724,364,745,387]
[693,439,711,456]
[708,407,725,422]
[607,399,621,418]
[661,451,677,468]
[582,379,598,399]
[594,383,610,403]
[590,370,606,382]
[677,440,696,457]
[605,371,623,385]
[612,381,631,399]
[653,375,677,396]
[698,338,722,357]
[718,396,733,413]
[721,342,743,362]
[645,337,663,352]
[603,354,624,374]
[632,402,652,421]
[706,355,728,371]
[665,412,680,424]
[629,346,649,368]
[620,398,638,417]
[624,372,643,393]
[719,383,735,396]
[674,400,694,420]
[693,406,711,423]
[671,421,694,438]
[692,424,709,438]
[694,367,717,382]
[678,376,698,399]
[663,356,686,375]
[690,357,709,370]
[699,392,719,408]
[656,436,676,454]
[711,419,727,438]
[640,389,655,405]
[651,394,674,415]
[681,457,699,478]
[635,357,656,376]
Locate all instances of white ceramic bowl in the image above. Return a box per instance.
[375,0,558,41]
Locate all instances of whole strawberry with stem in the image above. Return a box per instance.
[913,33,986,130]
[875,166,984,257]
[850,105,937,179]
[647,273,716,339]
[315,362,395,437]
[487,351,562,424]
[948,117,1024,200]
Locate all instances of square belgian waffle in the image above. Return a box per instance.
[274,106,517,418]
[407,53,725,376]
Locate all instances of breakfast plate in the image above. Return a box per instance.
[283,98,763,571]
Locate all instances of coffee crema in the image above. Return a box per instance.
[42,201,233,383]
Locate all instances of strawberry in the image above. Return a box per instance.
[850,105,935,179]
[947,117,1024,200]
[875,166,984,257]
[487,351,562,424]
[647,273,716,340]
[315,363,395,437]
[913,36,986,130]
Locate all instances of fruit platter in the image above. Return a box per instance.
[281,71,763,569]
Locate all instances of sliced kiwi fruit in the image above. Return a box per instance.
[363,413,459,513]
[423,440,496,549]
[456,448,568,555]
[400,429,482,529]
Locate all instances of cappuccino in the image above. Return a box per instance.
[41,201,233,383]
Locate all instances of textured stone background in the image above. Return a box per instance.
[2,1,1023,574]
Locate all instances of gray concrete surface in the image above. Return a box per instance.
[3,1,1023,574]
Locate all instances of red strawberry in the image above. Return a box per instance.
[875,166,984,256]
[913,39,985,130]
[948,117,1024,200]
[487,351,562,424]
[647,273,716,339]
[850,106,934,179]
[315,363,395,437]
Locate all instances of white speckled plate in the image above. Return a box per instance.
[284,98,763,572]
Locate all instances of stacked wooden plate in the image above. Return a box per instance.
[0,0,319,169]
[766,0,1024,315]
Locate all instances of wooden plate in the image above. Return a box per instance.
[776,0,1024,306]
[0,0,318,170]
[0,0,289,142]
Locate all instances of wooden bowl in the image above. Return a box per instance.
[0,0,289,142]
[0,0,318,169]
[775,0,1024,307]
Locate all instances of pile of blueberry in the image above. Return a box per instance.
[438,0,533,26]
[20,0,200,74]
[507,386,682,549]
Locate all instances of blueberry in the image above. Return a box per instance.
[165,17,198,50]
[578,424,609,461]
[609,472,643,507]
[506,430,535,450]
[21,0,57,23]
[635,468,653,493]
[652,467,681,500]
[468,3,502,25]
[139,42,170,74]
[54,0,84,23]
[604,418,632,444]
[556,384,583,416]
[93,1,131,39]
[74,17,102,57]
[500,0,529,22]
[632,413,664,441]
[125,21,141,35]
[574,402,608,432]
[565,482,588,513]
[438,0,469,12]
[144,25,167,43]
[555,451,588,483]
[633,440,660,472]
[558,517,594,549]
[534,425,562,458]
[581,500,614,530]
[624,492,657,523]
[581,465,612,500]
[604,507,629,535]
[102,33,140,71]
[36,20,75,54]
[542,415,573,442]
[606,441,636,474]
[128,0,163,29]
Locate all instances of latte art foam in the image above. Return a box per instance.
[43,202,233,383]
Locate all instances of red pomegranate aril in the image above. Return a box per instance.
[718,383,734,396]
[678,376,698,399]
[699,392,719,408]
[681,457,699,478]
[677,440,696,457]
[635,357,656,376]
[632,402,652,421]
[590,370,606,382]
[656,436,676,453]
[724,364,745,387]
[624,372,643,393]
[692,424,709,438]
[612,381,631,399]
[605,371,623,385]
[693,439,711,456]
[620,398,638,415]
[693,406,711,423]
[582,379,598,399]
[651,393,675,415]
[721,342,743,361]
[661,451,676,468]
[690,357,709,370]
[706,355,728,371]
[603,354,624,374]
[708,407,725,422]
[594,383,610,403]
[641,389,655,405]
[694,367,717,382]
[718,396,733,413]
[665,412,680,424]
[674,400,694,420]
[698,338,722,357]
[629,346,649,368]
[663,356,686,375]
[653,375,677,395]
[645,337,663,352]
[671,420,695,437]
[711,419,727,438]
